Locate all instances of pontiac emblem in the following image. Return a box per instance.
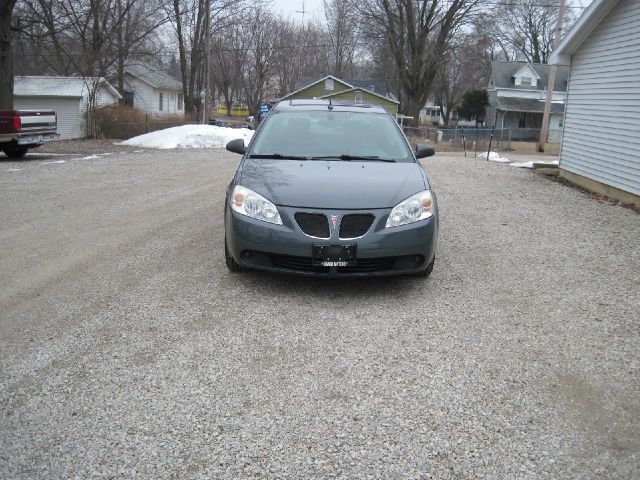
[330,215,339,230]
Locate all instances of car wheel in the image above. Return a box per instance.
[415,257,434,278]
[3,147,29,158]
[225,240,245,272]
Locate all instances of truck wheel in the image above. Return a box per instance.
[3,147,29,159]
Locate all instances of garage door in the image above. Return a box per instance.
[13,97,83,139]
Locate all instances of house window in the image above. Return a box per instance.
[159,92,164,111]
[520,76,532,87]
[325,78,334,91]
[518,112,526,128]
[354,90,363,102]
[178,93,183,110]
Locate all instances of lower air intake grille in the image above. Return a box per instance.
[270,254,330,273]
[337,257,396,273]
[339,214,375,238]
[295,212,330,238]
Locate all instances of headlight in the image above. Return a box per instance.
[385,190,434,228]
[230,185,282,225]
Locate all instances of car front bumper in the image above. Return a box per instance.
[225,204,437,277]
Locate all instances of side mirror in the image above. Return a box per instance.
[226,138,246,155]
[415,144,435,159]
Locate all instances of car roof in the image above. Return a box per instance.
[273,99,389,114]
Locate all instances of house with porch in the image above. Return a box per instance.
[486,61,569,141]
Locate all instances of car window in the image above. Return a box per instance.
[250,110,414,162]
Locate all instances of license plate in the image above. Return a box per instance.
[313,244,356,267]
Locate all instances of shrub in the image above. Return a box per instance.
[93,105,196,139]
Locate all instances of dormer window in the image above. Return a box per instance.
[520,76,532,87]
[325,78,334,91]
[355,90,363,102]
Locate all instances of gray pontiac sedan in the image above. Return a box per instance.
[224,99,438,277]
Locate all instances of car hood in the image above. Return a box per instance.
[238,159,427,209]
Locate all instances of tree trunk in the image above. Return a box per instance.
[224,93,232,117]
[404,95,425,129]
[0,0,16,110]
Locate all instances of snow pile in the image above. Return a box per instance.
[120,124,254,150]
[479,151,511,163]
[509,159,559,169]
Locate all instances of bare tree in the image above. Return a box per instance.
[435,32,490,125]
[112,0,168,94]
[323,0,359,77]
[0,0,17,109]
[360,0,479,126]
[212,21,246,116]
[241,8,279,117]
[489,0,575,64]
[166,0,252,116]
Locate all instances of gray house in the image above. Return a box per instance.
[486,61,569,141]
[550,0,639,204]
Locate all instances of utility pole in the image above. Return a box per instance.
[202,0,211,124]
[538,0,566,152]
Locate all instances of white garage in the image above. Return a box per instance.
[13,76,121,140]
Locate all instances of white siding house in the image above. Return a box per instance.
[550,0,640,203]
[13,76,121,139]
[123,65,184,116]
[486,62,569,142]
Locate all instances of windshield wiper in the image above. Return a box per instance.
[311,155,396,162]
[248,153,309,160]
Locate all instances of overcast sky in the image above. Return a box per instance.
[269,0,594,21]
[270,0,325,20]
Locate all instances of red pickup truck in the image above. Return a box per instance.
[0,110,59,158]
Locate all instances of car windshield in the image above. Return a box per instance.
[249,110,414,162]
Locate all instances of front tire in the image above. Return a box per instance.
[3,147,29,158]
[415,257,434,278]
[225,241,245,272]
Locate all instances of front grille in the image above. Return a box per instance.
[269,253,398,274]
[337,257,396,273]
[270,254,330,273]
[339,214,375,238]
[295,212,330,238]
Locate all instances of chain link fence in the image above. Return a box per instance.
[403,126,563,154]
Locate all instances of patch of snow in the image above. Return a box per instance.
[43,160,66,165]
[479,151,511,163]
[510,161,534,169]
[79,155,99,160]
[510,160,559,169]
[119,124,254,150]
[7,168,22,172]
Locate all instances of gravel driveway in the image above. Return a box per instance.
[1,149,639,478]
